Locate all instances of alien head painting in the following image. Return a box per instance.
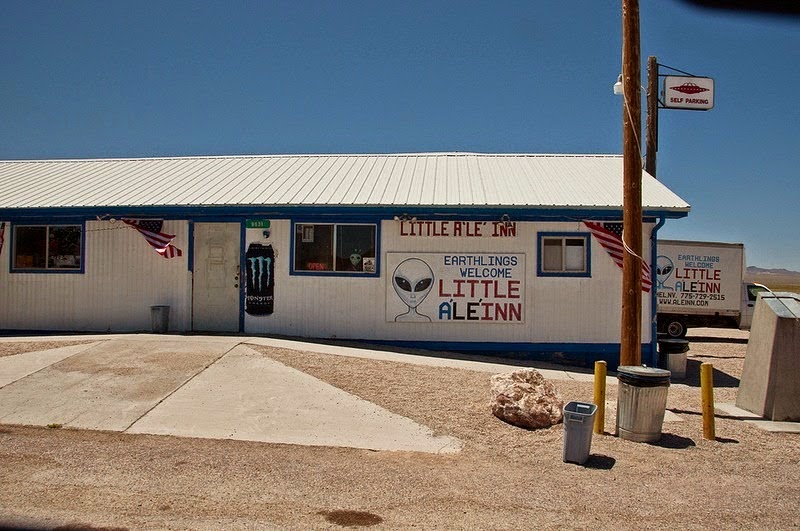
[656,255,675,291]
[392,258,434,322]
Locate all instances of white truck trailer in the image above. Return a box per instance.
[656,240,767,338]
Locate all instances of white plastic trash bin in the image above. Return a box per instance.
[562,401,598,465]
[150,305,170,333]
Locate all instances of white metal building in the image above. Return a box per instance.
[0,153,690,365]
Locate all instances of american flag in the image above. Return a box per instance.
[123,218,183,259]
[583,221,652,292]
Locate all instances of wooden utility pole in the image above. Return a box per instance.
[645,55,659,178]
[620,0,642,367]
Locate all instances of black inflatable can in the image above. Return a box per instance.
[245,243,274,315]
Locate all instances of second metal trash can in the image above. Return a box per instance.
[150,305,170,334]
[615,366,671,443]
[562,401,598,465]
[658,339,690,380]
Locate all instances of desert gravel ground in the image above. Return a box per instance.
[0,341,93,358]
[1,329,799,530]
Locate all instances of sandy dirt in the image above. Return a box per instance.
[1,330,799,530]
[0,341,94,358]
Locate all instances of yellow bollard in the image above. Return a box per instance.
[701,362,716,440]
[593,360,607,435]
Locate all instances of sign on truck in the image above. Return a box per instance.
[656,240,767,337]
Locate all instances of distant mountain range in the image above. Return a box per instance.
[748,266,800,276]
[745,266,800,291]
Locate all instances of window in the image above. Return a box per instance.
[293,223,378,275]
[538,233,590,277]
[12,224,83,272]
[747,284,767,302]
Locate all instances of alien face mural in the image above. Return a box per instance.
[392,258,434,322]
[656,255,675,291]
[386,252,527,324]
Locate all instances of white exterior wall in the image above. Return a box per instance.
[0,220,191,332]
[244,220,654,345]
[1,217,654,345]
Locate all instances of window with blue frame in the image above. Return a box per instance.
[538,232,590,277]
[12,224,83,272]
[293,223,377,274]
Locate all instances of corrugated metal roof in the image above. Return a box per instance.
[0,153,690,213]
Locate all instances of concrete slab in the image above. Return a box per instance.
[0,339,233,430]
[716,402,763,420]
[716,402,800,433]
[0,342,99,388]
[128,345,462,454]
[745,420,800,434]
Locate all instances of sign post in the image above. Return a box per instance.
[646,59,716,180]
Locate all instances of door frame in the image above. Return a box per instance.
[190,220,245,333]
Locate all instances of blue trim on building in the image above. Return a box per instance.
[649,215,667,367]
[187,221,195,273]
[238,220,246,333]
[0,204,689,223]
[357,339,653,369]
[536,231,592,278]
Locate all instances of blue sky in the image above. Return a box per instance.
[2,1,798,270]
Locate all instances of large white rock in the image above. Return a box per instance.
[490,368,564,429]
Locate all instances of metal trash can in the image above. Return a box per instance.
[150,305,170,333]
[658,339,689,379]
[562,401,598,465]
[615,366,671,443]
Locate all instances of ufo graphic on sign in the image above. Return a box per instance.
[669,82,710,95]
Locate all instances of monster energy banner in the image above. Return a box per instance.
[245,243,275,315]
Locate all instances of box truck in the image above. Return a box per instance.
[656,240,767,338]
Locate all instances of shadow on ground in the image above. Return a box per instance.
[686,335,748,345]
[646,433,696,449]
[582,454,616,469]
[681,359,740,388]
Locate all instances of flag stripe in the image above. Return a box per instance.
[122,218,183,259]
[583,221,652,292]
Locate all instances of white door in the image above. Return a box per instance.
[193,222,241,332]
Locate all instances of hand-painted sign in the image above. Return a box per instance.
[386,252,525,323]
[397,220,517,238]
